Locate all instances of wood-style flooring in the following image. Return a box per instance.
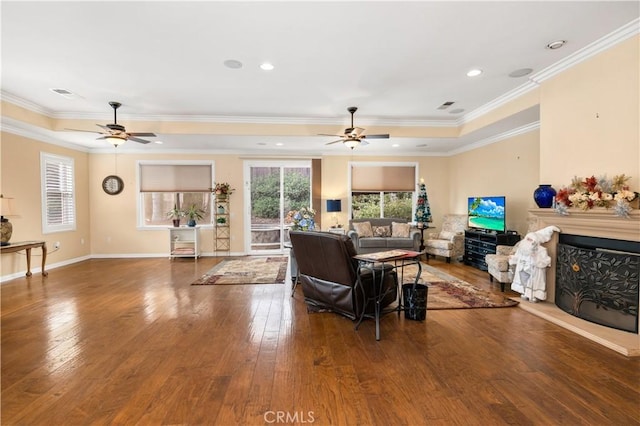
[2,256,639,425]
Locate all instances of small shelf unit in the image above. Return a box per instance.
[214,198,230,255]
[169,226,200,259]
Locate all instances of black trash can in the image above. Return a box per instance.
[402,283,428,321]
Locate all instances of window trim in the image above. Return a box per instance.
[136,160,215,229]
[40,152,77,234]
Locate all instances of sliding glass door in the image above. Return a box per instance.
[245,160,311,254]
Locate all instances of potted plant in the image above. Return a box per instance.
[213,182,234,200]
[167,205,185,227]
[184,204,205,227]
[216,216,227,226]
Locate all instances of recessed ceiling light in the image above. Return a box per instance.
[546,40,567,50]
[509,68,533,78]
[449,108,465,114]
[260,62,274,71]
[154,141,163,145]
[276,142,283,146]
[224,59,243,69]
[392,144,400,148]
[466,69,482,77]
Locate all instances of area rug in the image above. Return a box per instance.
[191,256,288,285]
[400,263,518,309]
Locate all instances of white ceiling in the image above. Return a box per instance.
[1,1,638,155]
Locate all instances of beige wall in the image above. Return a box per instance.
[1,132,91,276]
[540,35,639,188]
[449,130,540,236]
[89,153,244,255]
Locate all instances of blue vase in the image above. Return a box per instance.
[188,219,196,227]
[534,184,556,208]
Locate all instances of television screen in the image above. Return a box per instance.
[467,196,506,233]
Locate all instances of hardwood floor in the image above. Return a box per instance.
[2,256,639,425]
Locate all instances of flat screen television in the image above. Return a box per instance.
[467,196,506,233]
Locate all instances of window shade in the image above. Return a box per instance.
[140,164,213,192]
[351,165,416,192]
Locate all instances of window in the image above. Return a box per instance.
[350,163,417,220]
[40,152,76,233]
[351,191,414,220]
[138,161,214,227]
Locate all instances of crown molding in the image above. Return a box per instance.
[1,91,55,116]
[446,121,540,156]
[0,117,89,153]
[530,17,639,84]
[461,17,639,125]
[1,89,456,128]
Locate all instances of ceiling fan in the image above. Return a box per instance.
[66,101,156,146]
[320,106,389,149]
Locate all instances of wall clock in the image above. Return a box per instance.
[102,175,124,195]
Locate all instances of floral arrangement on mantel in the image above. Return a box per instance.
[555,174,639,217]
[286,206,316,231]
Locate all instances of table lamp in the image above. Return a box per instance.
[1,195,16,246]
[326,199,342,228]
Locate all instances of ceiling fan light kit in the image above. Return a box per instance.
[66,101,157,147]
[104,135,127,147]
[321,106,390,149]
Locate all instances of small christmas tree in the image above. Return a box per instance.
[414,182,432,226]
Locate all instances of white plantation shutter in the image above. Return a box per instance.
[41,153,76,233]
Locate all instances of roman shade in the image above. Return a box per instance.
[139,164,212,192]
[351,165,415,192]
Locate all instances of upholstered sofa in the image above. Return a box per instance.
[289,230,397,320]
[347,218,421,254]
[423,214,467,263]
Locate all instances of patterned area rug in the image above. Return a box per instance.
[192,256,288,285]
[400,263,518,309]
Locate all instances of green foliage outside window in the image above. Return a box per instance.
[352,192,412,220]
[251,169,311,219]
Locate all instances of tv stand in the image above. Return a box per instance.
[463,229,520,270]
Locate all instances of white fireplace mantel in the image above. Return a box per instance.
[523,208,640,356]
[529,208,640,242]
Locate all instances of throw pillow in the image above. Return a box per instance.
[352,221,373,238]
[391,222,410,238]
[373,225,391,237]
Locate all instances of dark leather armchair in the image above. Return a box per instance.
[289,231,398,320]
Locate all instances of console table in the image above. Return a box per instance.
[0,241,48,276]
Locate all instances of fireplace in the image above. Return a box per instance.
[525,208,640,356]
[555,234,639,333]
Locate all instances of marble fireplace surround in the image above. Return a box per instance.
[525,208,640,356]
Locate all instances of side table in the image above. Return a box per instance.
[0,241,48,277]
